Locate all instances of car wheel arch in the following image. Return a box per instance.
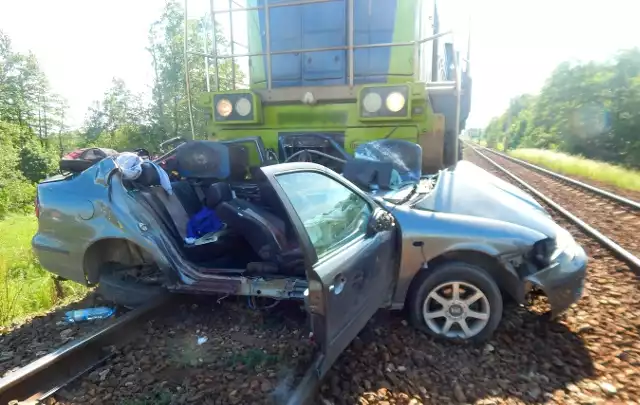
[404,249,522,308]
[83,238,165,284]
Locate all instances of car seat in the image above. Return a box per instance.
[215,198,304,274]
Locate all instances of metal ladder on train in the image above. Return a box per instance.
[182,0,470,139]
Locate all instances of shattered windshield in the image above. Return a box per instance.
[354,140,422,184]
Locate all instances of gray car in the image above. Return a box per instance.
[32,137,587,390]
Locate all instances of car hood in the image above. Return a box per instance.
[415,161,560,238]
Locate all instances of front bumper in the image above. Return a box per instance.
[524,242,588,318]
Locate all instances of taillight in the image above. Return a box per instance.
[35,190,40,218]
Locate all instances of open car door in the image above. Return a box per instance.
[220,136,270,168]
[260,163,398,400]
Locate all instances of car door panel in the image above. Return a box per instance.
[262,165,398,379]
[312,224,395,375]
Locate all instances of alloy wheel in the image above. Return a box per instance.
[422,281,491,339]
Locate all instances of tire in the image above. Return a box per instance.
[97,263,167,308]
[408,261,503,343]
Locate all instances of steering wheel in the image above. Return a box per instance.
[293,150,313,162]
[285,149,348,165]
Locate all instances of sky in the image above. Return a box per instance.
[1,0,639,130]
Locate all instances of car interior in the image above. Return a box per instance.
[124,141,306,277]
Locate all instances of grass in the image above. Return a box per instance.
[508,148,640,193]
[0,214,88,328]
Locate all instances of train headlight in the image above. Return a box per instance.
[358,85,411,120]
[362,92,383,113]
[235,97,252,117]
[385,92,406,113]
[216,99,233,117]
[212,92,262,123]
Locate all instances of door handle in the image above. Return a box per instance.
[329,274,347,295]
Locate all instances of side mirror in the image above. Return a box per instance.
[366,208,395,236]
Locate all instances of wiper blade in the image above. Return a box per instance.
[396,183,418,205]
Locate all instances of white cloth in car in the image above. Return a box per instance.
[115,152,173,195]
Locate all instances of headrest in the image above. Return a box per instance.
[228,145,250,180]
[137,162,161,187]
[175,141,230,179]
[205,182,233,209]
[343,158,394,190]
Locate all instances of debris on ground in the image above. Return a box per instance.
[63,307,115,324]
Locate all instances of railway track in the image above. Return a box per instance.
[0,298,169,405]
[467,143,640,273]
[477,145,640,210]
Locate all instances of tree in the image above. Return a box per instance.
[0,30,68,216]
[79,0,242,152]
[148,0,242,141]
[484,48,640,168]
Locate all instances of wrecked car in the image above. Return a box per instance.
[32,137,587,400]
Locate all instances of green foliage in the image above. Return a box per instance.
[0,122,36,218]
[0,0,241,220]
[483,48,640,168]
[0,32,66,218]
[19,139,57,183]
[0,123,21,182]
[0,1,246,325]
[147,0,242,141]
[0,182,35,219]
[509,148,640,192]
[80,0,241,152]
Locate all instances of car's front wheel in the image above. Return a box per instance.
[408,261,503,343]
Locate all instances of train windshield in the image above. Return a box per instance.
[354,140,423,184]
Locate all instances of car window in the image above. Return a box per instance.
[276,171,371,259]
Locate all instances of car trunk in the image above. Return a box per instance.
[39,172,75,184]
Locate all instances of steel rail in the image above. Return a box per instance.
[477,145,640,211]
[467,144,640,273]
[0,297,171,404]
